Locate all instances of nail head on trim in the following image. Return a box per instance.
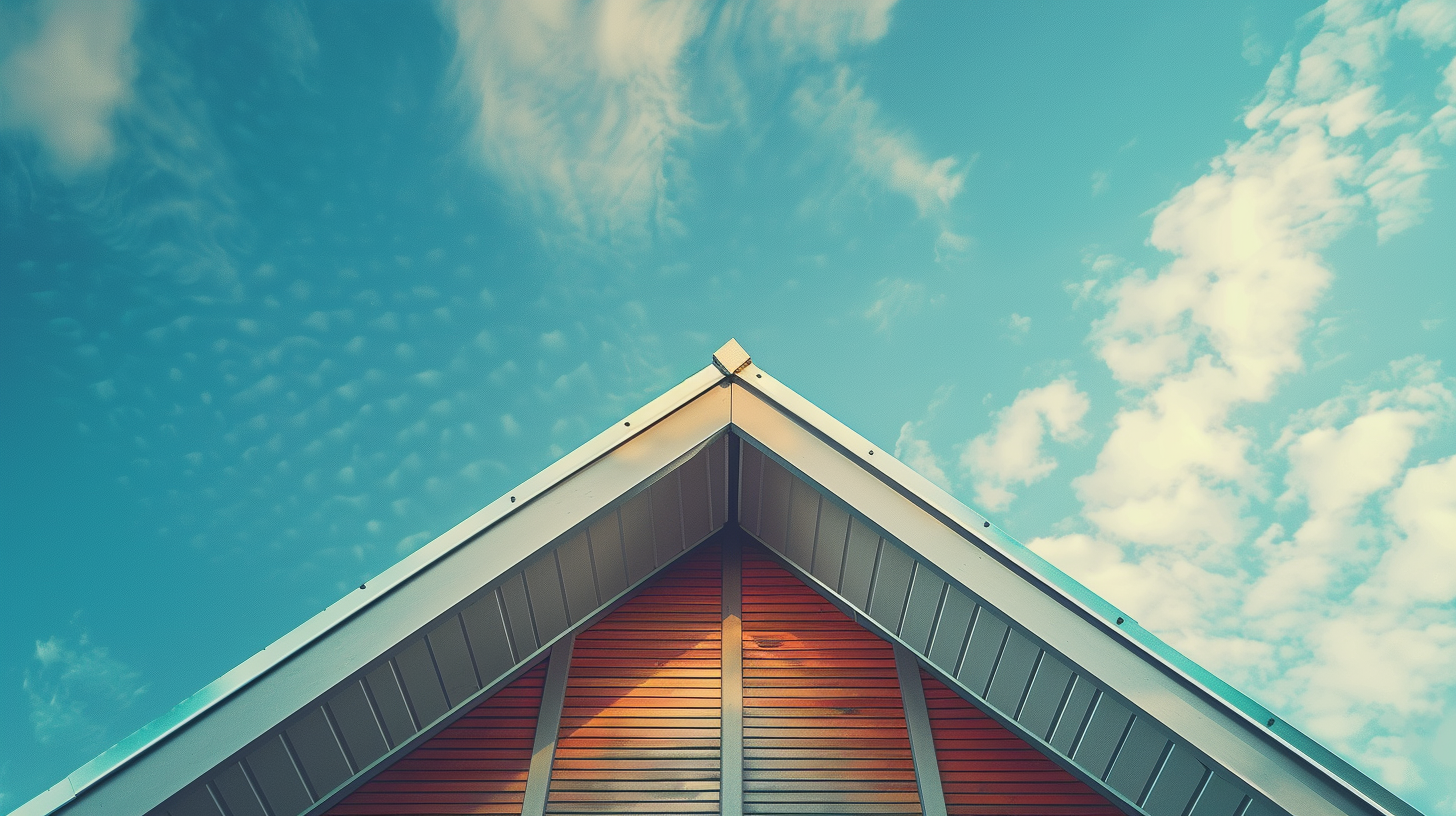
[359,584,366,590]
[624,421,630,426]
[509,496,516,503]
[1267,718,1276,727]
[1116,616,1124,625]
[983,521,990,528]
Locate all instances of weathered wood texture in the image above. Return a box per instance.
[742,545,923,815]
[546,544,723,814]
[323,662,546,816]
[921,668,1122,816]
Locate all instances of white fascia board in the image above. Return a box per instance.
[14,366,729,816]
[728,366,1401,816]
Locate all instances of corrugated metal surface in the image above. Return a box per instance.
[546,544,723,814]
[323,662,546,816]
[738,441,1271,816]
[148,437,728,816]
[741,546,922,814]
[921,668,1121,816]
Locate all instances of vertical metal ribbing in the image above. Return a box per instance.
[895,644,948,816]
[721,535,744,816]
[521,634,574,816]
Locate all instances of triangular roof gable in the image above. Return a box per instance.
[11,340,1418,816]
[318,539,1128,816]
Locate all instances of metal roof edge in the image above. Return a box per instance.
[12,362,727,816]
[730,361,1422,816]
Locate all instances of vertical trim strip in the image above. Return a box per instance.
[895,644,948,816]
[721,535,744,816]
[520,633,573,816]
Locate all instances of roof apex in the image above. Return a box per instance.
[712,338,751,376]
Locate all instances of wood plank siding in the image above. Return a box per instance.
[921,669,1123,816]
[741,546,923,815]
[318,538,1127,816]
[325,662,546,816]
[546,543,723,814]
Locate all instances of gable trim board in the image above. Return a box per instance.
[9,340,1418,816]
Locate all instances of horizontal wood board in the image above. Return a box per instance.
[546,544,723,814]
[741,545,922,815]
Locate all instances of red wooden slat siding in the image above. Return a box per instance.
[920,669,1123,816]
[742,545,923,815]
[546,543,722,814]
[325,662,546,816]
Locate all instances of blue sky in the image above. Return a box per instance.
[2,0,1455,812]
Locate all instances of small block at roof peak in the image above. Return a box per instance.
[712,338,752,376]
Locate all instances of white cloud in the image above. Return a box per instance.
[442,0,709,244]
[1015,5,1456,803]
[1006,313,1031,337]
[0,0,138,174]
[962,379,1089,512]
[24,631,147,747]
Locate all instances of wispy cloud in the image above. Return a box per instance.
[441,0,961,252]
[23,631,148,749]
[0,0,139,175]
[792,66,966,217]
[863,277,939,332]
[442,1,710,245]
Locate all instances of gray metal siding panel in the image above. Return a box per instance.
[619,491,656,582]
[462,590,516,681]
[556,532,599,622]
[649,473,685,563]
[758,455,792,553]
[327,680,388,769]
[898,566,944,652]
[927,586,976,671]
[164,785,224,816]
[212,763,268,816]
[957,606,1009,696]
[286,707,352,799]
[395,638,449,726]
[363,662,416,746]
[739,440,764,534]
[867,540,915,632]
[588,512,628,600]
[1245,797,1285,816]
[986,628,1040,715]
[427,615,480,707]
[1075,693,1133,779]
[785,477,820,568]
[1017,651,1074,740]
[524,554,570,643]
[708,436,728,530]
[1144,744,1209,816]
[1049,675,1098,755]
[1189,773,1248,816]
[839,518,880,607]
[1107,717,1171,802]
[809,500,850,588]
[246,735,312,816]
[679,446,713,545]
[499,574,540,655]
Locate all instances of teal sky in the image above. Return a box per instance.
[3,1,1455,813]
